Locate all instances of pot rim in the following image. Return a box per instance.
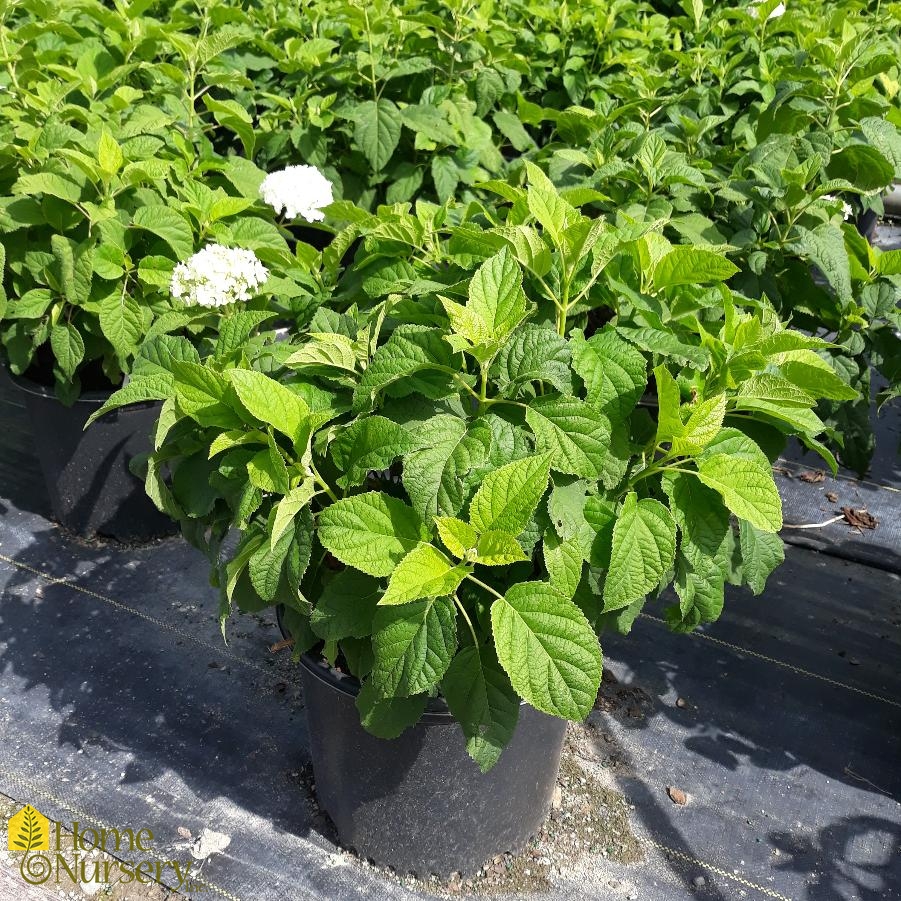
[7,368,156,409]
[298,650,533,724]
[299,652,458,722]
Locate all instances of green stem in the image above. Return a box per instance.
[466,573,505,602]
[309,462,338,503]
[454,594,480,649]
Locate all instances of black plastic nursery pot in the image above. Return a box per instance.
[298,653,568,878]
[10,373,176,542]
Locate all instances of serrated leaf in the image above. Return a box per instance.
[435,516,478,558]
[215,311,277,360]
[356,680,427,739]
[403,415,492,520]
[318,492,428,577]
[473,531,528,566]
[543,530,583,600]
[332,415,420,489]
[247,441,290,494]
[618,326,710,370]
[310,569,382,640]
[492,581,602,720]
[796,224,851,303]
[354,326,453,411]
[131,206,194,259]
[371,596,457,696]
[50,323,85,380]
[604,493,677,611]
[443,645,520,772]
[671,394,726,455]
[249,522,295,602]
[442,248,528,357]
[777,351,857,401]
[469,454,552,536]
[496,325,572,397]
[99,292,144,359]
[695,432,782,532]
[526,395,612,479]
[739,521,784,595]
[653,245,739,289]
[228,368,309,448]
[271,480,317,547]
[380,544,468,606]
[354,99,403,171]
[570,328,647,421]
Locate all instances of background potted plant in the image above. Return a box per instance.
[93,175,847,875]
[0,73,332,539]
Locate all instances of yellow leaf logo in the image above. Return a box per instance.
[7,805,49,852]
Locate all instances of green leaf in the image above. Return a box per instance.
[249,522,296,602]
[570,328,647,421]
[354,326,453,411]
[402,415,492,520]
[401,104,457,144]
[99,292,144,359]
[331,416,420,489]
[469,454,552,536]
[739,521,784,595]
[473,531,528,566]
[227,369,309,448]
[618,326,710,370]
[491,581,602,720]
[247,442,290,494]
[215,311,277,360]
[371,596,457,696]
[431,155,459,202]
[525,395,611,479]
[604,493,677,611]
[318,492,428,577]
[496,325,572,397]
[50,323,85,381]
[270,480,317,547]
[796,224,851,303]
[543,530,584,600]
[442,248,528,357]
[827,145,895,192]
[778,352,857,401]
[172,361,243,429]
[653,246,739,289]
[435,517,478,558]
[443,646,520,772]
[310,569,382,640]
[695,431,782,532]
[85,374,174,425]
[356,680,427,739]
[493,110,534,152]
[671,394,726,455]
[97,129,123,176]
[354,99,403,171]
[131,206,194,259]
[380,544,468,606]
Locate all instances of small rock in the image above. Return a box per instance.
[667,786,688,805]
[176,826,192,839]
[693,875,707,888]
[551,785,563,809]
[676,697,687,709]
[826,491,838,503]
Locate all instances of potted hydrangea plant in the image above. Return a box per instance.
[93,176,847,875]
[0,95,334,538]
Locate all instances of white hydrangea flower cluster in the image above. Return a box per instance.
[259,164,333,222]
[751,0,786,20]
[170,244,268,309]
